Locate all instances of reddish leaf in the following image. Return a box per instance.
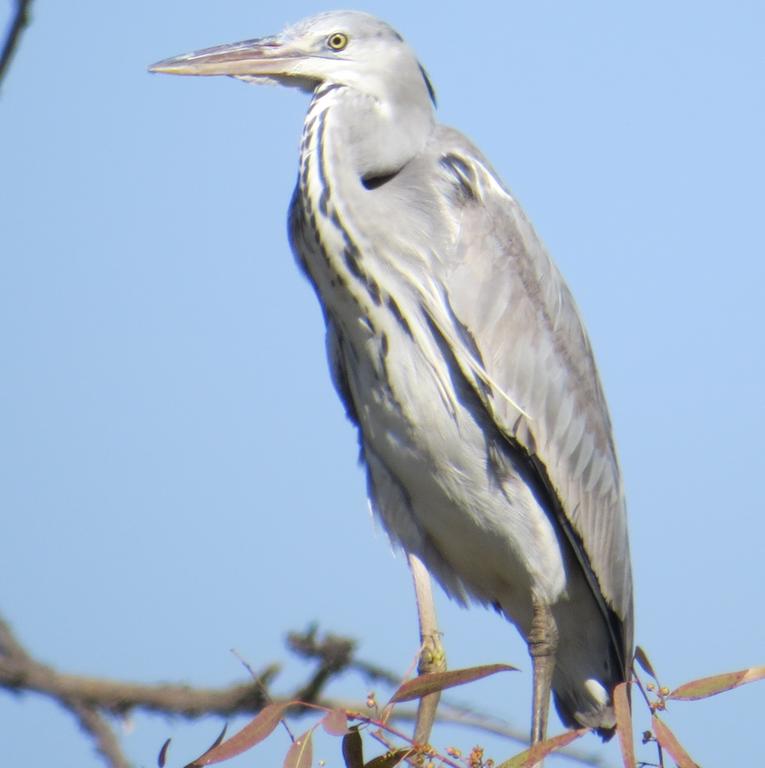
[496,729,589,768]
[669,666,765,701]
[364,748,412,768]
[186,701,293,766]
[158,738,171,768]
[613,682,635,768]
[342,727,364,768]
[634,646,659,683]
[389,664,516,703]
[322,709,348,736]
[652,715,699,768]
[284,729,313,768]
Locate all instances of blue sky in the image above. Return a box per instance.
[1,1,763,766]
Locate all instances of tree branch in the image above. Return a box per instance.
[0,618,276,718]
[71,703,131,768]
[1,618,604,767]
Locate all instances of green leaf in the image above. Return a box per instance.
[652,715,699,768]
[389,663,516,703]
[613,682,635,768]
[669,666,765,701]
[495,729,589,768]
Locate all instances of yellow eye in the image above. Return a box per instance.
[327,32,349,51]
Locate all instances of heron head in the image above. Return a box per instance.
[149,11,436,108]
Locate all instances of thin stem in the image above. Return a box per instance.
[0,0,33,88]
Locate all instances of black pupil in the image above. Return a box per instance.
[332,35,343,47]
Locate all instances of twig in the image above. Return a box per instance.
[287,626,398,686]
[320,697,607,767]
[0,0,33,88]
[287,626,355,703]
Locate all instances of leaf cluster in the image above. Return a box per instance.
[162,653,765,768]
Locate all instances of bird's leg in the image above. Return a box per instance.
[407,552,446,746]
[528,597,558,752]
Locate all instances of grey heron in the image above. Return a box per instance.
[149,10,634,747]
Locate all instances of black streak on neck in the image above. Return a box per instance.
[361,170,400,190]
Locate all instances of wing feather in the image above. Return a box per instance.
[426,131,633,663]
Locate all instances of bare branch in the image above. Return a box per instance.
[71,704,131,768]
[1,617,134,768]
[0,0,33,89]
[1,618,603,767]
[286,626,355,703]
[12,669,277,718]
[286,626,398,687]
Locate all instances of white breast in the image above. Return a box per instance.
[342,310,570,634]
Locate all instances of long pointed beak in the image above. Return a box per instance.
[148,36,303,78]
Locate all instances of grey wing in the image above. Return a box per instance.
[429,135,633,664]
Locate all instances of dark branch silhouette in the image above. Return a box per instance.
[0,0,33,89]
